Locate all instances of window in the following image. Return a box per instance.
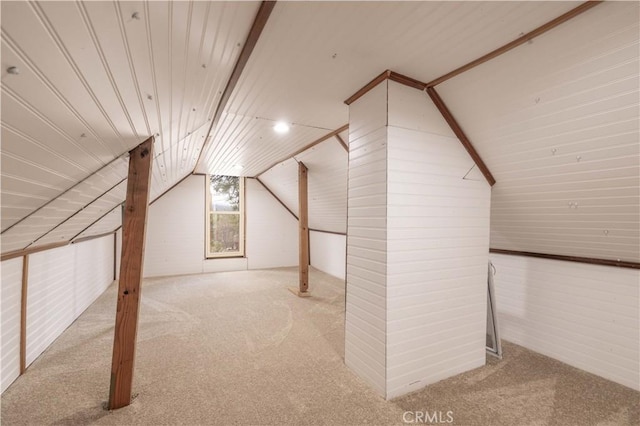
[206,175,244,258]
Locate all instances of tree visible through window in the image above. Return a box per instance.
[206,175,244,257]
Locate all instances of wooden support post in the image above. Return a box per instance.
[20,254,29,374]
[291,161,310,297]
[108,137,154,410]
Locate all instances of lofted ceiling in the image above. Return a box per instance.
[438,1,639,262]
[1,1,638,264]
[195,1,578,177]
[1,1,260,252]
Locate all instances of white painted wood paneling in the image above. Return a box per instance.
[143,174,207,278]
[385,81,491,398]
[258,136,348,234]
[245,178,298,270]
[143,174,297,277]
[26,235,114,367]
[438,1,640,263]
[490,253,640,391]
[1,257,23,393]
[197,2,577,176]
[1,0,259,254]
[296,139,348,233]
[345,81,388,397]
[258,158,299,218]
[310,231,346,280]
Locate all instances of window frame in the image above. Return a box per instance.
[205,175,245,259]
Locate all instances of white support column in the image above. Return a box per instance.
[345,79,491,399]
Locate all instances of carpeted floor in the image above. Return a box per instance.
[1,267,638,425]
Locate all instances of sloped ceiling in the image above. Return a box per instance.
[195,1,578,177]
[1,1,260,252]
[438,1,639,262]
[259,137,348,234]
[2,1,637,264]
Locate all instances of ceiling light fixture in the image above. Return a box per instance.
[273,122,290,134]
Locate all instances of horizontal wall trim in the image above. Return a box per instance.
[254,124,349,177]
[1,241,69,262]
[490,248,640,270]
[72,231,116,244]
[310,228,346,236]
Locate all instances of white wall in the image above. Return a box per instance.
[2,235,114,395]
[385,81,491,398]
[491,253,640,391]
[143,175,211,278]
[345,80,491,400]
[245,178,298,270]
[1,257,23,393]
[310,231,346,280]
[345,81,389,397]
[142,174,298,278]
[26,235,114,367]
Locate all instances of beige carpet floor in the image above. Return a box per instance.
[1,267,638,425]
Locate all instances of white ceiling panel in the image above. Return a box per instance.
[437,1,639,262]
[1,0,260,254]
[297,138,348,233]
[258,157,299,218]
[198,1,578,175]
[73,207,122,242]
[1,157,128,252]
[258,137,348,234]
[198,113,330,177]
[36,180,127,246]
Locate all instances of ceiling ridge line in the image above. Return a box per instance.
[193,0,277,174]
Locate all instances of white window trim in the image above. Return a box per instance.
[205,176,245,259]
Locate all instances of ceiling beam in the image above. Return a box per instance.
[335,134,348,152]
[194,1,277,174]
[490,248,640,270]
[426,1,603,87]
[1,241,70,262]
[426,87,496,186]
[254,124,349,177]
[254,177,298,220]
[344,70,390,106]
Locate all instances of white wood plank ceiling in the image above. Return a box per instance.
[438,1,639,262]
[195,1,578,176]
[1,1,260,252]
[2,1,638,264]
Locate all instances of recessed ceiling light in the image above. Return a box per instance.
[273,122,290,134]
